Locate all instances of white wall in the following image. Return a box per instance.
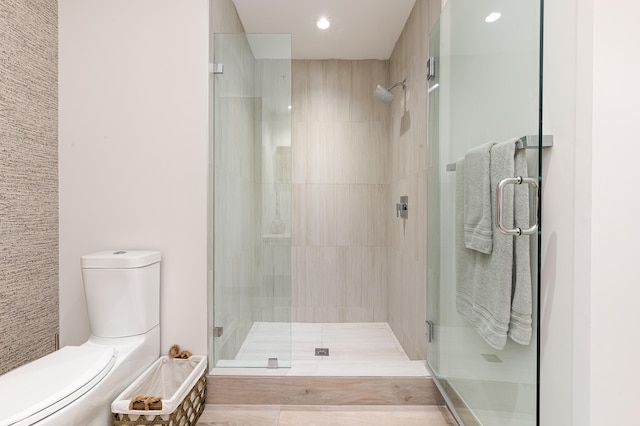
[59,0,210,355]
[540,0,587,423]
[589,0,640,423]
[542,0,640,423]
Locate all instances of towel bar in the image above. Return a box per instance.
[445,134,553,171]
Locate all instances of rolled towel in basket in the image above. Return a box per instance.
[129,394,163,410]
[169,344,192,359]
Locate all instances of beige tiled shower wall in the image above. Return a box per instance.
[0,1,59,374]
[290,1,432,362]
[387,0,431,360]
[291,59,390,323]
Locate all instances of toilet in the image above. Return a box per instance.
[0,250,161,426]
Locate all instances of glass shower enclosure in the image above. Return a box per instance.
[210,33,292,369]
[427,0,543,425]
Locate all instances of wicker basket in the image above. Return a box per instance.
[112,361,207,426]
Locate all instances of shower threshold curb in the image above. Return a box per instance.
[206,376,444,406]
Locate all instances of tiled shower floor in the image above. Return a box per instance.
[211,322,429,377]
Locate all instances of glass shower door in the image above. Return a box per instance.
[427,1,542,425]
[211,33,292,369]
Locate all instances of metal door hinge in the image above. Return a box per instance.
[425,320,434,342]
[210,63,224,74]
[427,57,437,80]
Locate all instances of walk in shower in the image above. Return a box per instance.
[210,0,545,423]
[427,0,544,425]
[209,27,429,376]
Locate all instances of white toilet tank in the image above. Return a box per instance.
[81,250,161,338]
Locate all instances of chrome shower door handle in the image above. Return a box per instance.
[496,176,539,236]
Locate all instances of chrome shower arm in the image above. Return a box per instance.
[387,79,406,91]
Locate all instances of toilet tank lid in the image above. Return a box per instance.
[81,250,161,269]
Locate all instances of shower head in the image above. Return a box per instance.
[374,79,406,104]
[374,85,395,103]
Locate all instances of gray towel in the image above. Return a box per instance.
[463,141,496,254]
[508,148,533,345]
[455,140,532,350]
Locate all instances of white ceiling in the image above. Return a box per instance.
[231,0,417,60]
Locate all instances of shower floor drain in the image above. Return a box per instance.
[315,347,329,356]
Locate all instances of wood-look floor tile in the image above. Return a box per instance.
[199,405,457,426]
[278,406,455,426]
[207,376,442,406]
[198,405,280,425]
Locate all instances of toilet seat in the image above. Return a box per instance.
[0,345,116,426]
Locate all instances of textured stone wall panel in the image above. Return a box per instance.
[0,0,58,375]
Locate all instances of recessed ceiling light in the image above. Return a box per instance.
[485,12,502,23]
[316,17,331,30]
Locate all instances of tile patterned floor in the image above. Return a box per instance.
[198,405,457,425]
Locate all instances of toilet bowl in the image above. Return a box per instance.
[0,250,161,426]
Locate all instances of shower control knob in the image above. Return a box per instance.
[396,196,409,219]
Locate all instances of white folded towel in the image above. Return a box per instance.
[463,141,496,254]
[455,139,532,350]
